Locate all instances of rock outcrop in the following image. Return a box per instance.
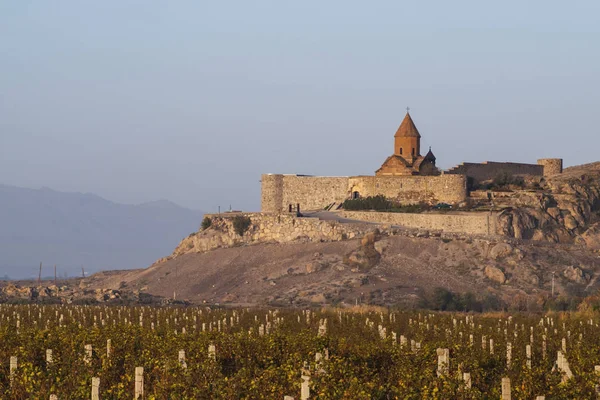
[168,213,373,260]
[562,266,587,284]
[489,243,513,259]
[496,163,600,246]
[484,265,506,284]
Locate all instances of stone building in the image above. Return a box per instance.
[260,112,563,213]
[376,112,439,176]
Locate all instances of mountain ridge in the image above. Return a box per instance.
[0,184,205,279]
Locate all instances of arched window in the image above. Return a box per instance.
[412,148,415,156]
[399,148,403,155]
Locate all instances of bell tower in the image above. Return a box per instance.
[394,110,421,163]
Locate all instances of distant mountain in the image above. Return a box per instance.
[0,184,204,279]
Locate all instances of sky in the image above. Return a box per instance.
[1,1,599,212]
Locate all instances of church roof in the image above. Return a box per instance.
[423,147,436,161]
[394,112,421,138]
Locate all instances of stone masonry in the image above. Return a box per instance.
[261,174,467,213]
[340,211,498,236]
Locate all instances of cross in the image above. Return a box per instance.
[406,106,410,113]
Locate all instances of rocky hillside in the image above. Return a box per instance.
[497,162,600,245]
[70,228,598,310]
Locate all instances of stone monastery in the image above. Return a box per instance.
[261,112,563,213]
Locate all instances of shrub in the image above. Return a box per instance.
[343,196,429,213]
[420,287,503,312]
[232,215,252,236]
[390,203,427,213]
[343,195,395,211]
[486,172,526,190]
[201,216,212,230]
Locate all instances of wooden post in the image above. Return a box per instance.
[107,339,112,358]
[463,372,471,389]
[134,367,144,399]
[506,342,512,368]
[91,377,100,400]
[436,348,450,377]
[84,344,92,364]
[50,395,58,400]
[178,350,187,368]
[284,396,295,400]
[400,335,407,348]
[526,344,532,369]
[501,377,511,400]
[535,397,545,400]
[10,356,17,386]
[555,351,573,383]
[208,344,216,360]
[46,349,53,365]
[300,373,310,400]
[542,335,547,360]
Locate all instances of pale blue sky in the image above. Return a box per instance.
[1,1,599,212]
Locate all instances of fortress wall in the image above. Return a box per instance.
[281,176,349,211]
[537,158,563,176]
[349,174,467,204]
[340,211,498,236]
[261,175,349,212]
[261,174,284,213]
[446,162,544,183]
[262,173,467,212]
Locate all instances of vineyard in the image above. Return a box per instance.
[1,305,600,399]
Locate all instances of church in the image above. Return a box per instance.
[376,111,438,176]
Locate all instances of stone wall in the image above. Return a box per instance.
[171,212,374,256]
[349,174,467,205]
[261,174,349,213]
[168,211,503,260]
[537,158,563,176]
[339,210,499,236]
[261,173,468,212]
[446,162,545,184]
[261,174,284,214]
[282,176,349,212]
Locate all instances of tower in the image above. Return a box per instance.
[376,111,438,176]
[394,112,421,163]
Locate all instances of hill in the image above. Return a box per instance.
[83,231,599,309]
[81,161,600,309]
[0,184,204,278]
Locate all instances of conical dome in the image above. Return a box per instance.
[394,112,421,138]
